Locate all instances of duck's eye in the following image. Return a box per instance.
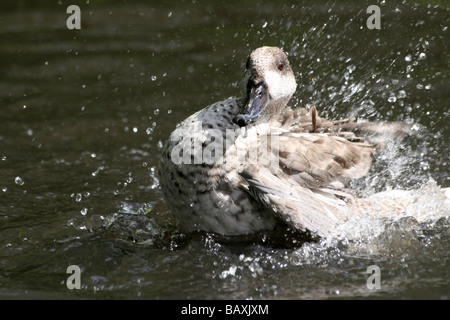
[277,63,284,71]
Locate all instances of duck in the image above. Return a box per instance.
[158,46,443,238]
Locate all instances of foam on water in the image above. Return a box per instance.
[292,180,450,264]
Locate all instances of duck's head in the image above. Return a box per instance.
[234,46,297,126]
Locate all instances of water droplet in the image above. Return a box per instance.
[151,75,157,81]
[153,109,160,115]
[388,95,397,103]
[15,176,24,185]
[404,54,412,62]
[418,52,426,60]
[344,72,350,81]
[2,187,7,192]
[262,21,267,28]
[347,65,356,73]
[397,90,406,99]
[80,208,88,216]
[90,153,96,158]
[1,156,6,161]
[75,193,82,202]
[133,127,138,133]
[168,11,172,17]
[91,166,104,177]
[167,109,172,114]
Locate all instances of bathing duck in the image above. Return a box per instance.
[158,46,415,238]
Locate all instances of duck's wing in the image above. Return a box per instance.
[241,165,344,237]
[240,131,375,237]
[282,106,411,146]
[274,132,375,189]
[239,107,410,237]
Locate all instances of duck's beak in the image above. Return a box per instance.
[233,80,269,127]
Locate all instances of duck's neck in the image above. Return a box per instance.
[257,98,290,123]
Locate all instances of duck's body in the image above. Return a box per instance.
[158,46,438,237]
[159,96,279,235]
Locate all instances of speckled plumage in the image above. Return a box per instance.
[159,97,278,235]
[158,46,442,237]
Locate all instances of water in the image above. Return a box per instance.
[0,1,449,299]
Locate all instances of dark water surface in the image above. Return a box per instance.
[0,1,449,299]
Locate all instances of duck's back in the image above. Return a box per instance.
[158,97,279,235]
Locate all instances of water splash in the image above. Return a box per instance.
[314,180,450,258]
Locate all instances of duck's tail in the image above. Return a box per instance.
[347,180,450,223]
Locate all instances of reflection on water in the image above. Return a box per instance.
[0,1,448,299]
